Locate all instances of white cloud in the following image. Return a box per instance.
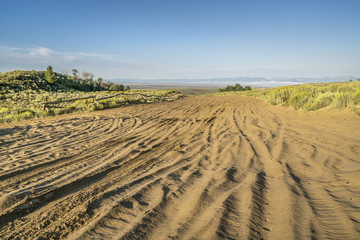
[0,45,72,62]
[0,44,218,79]
[29,47,53,57]
[0,44,155,78]
[2,44,358,79]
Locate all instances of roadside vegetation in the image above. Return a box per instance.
[215,81,360,113]
[0,68,182,123]
[219,83,252,92]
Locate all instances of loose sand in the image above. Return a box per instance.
[0,96,359,239]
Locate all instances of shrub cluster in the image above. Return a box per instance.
[219,83,252,92]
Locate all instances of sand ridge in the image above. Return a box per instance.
[0,95,359,239]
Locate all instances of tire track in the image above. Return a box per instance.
[0,95,359,239]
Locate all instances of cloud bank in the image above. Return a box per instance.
[1,44,359,80]
[0,44,164,79]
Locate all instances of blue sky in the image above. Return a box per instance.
[1,0,359,79]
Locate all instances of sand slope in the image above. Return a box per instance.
[0,96,359,239]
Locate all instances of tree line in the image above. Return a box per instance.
[45,66,130,91]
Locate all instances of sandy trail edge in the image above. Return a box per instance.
[0,95,359,239]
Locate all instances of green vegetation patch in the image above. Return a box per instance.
[214,81,360,113]
[0,69,182,124]
[0,89,182,124]
[219,83,252,92]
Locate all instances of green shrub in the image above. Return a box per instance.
[353,89,360,104]
[219,84,252,92]
[288,92,313,109]
[305,92,334,111]
[334,92,353,109]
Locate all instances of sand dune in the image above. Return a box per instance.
[0,96,359,239]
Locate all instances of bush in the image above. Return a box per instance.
[334,92,353,109]
[305,92,334,111]
[219,84,251,92]
[353,89,360,104]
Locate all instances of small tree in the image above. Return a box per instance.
[82,72,94,81]
[235,83,244,91]
[45,65,56,84]
[72,69,78,80]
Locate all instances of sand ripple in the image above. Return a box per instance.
[0,96,359,239]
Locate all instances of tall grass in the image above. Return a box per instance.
[213,81,360,112]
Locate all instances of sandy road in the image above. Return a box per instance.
[0,95,359,239]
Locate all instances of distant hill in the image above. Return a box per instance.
[111,76,359,88]
[0,70,126,93]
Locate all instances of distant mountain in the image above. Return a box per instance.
[111,76,359,88]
